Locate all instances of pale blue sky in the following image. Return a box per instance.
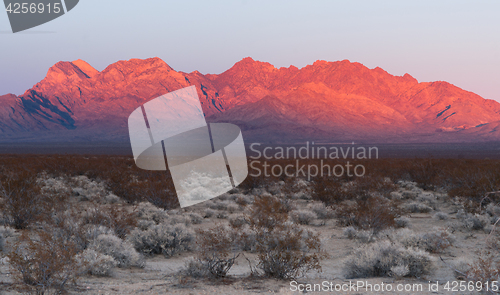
[1,0,499,101]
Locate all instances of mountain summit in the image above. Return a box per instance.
[1,57,499,143]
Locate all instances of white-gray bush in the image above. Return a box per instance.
[127,223,194,257]
[456,210,491,231]
[401,191,419,200]
[343,240,433,278]
[188,213,203,224]
[137,219,156,230]
[417,193,437,209]
[355,230,377,244]
[231,224,257,252]
[0,225,15,238]
[83,225,114,244]
[75,248,117,276]
[229,214,248,228]
[403,202,433,213]
[167,215,192,226]
[433,212,449,221]
[486,203,500,218]
[136,202,168,224]
[390,264,410,278]
[227,203,240,214]
[389,192,403,200]
[387,228,454,253]
[394,217,411,228]
[70,175,109,202]
[309,203,335,220]
[289,210,317,225]
[180,257,210,278]
[235,194,254,206]
[216,211,229,219]
[89,234,144,268]
[204,208,216,218]
[344,226,357,239]
[208,200,232,211]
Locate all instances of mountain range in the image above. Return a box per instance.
[1,57,500,145]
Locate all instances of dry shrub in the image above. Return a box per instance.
[243,194,325,279]
[465,251,500,284]
[8,230,80,294]
[232,225,257,252]
[454,210,491,232]
[188,213,203,224]
[309,203,335,220]
[255,225,323,279]
[289,210,317,225]
[394,216,411,228]
[487,203,500,218]
[343,240,433,279]
[311,177,352,205]
[403,202,433,213]
[433,212,449,221]
[0,174,54,229]
[336,196,398,233]
[89,234,144,268]
[127,223,194,257]
[180,257,210,279]
[75,249,117,277]
[387,228,454,254]
[312,175,395,206]
[343,226,357,239]
[246,195,291,229]
[80,204,137,239]
[195,225,239,278]
[135,202,168,224]
[404,159,440,190]
[204,208,216,218]
[228,214,248,228]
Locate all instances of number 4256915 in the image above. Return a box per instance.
[6,3,62,14]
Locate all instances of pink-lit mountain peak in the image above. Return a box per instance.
[2,57,500,143]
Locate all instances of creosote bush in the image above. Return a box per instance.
[464,251,500,284]
[245,195,324,279]
[336,196,398,234]
[255,225,324,279]
[8,230,80,294]
[0,174,55,230]
[195,225,239,278]
[246,195,291,229]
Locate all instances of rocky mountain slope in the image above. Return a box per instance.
[1,57,499,143]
